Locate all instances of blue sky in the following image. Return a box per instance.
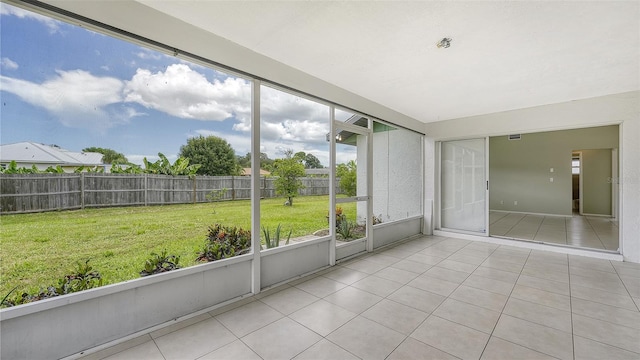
[0,3,352,166]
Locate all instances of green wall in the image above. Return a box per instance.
[489,125,618,216]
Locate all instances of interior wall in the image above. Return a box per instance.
[581,149,612,215]
[425,91,639,263]
[489,126,618,216]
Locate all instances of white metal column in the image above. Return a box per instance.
[329,106,337,265]
[251,80,261,294]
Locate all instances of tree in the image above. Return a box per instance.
[179,136,239,176]
[237,152,275,171]
[272,149,306,206]
[337,160,357,196]
[294,151,323,169]
[82,147,128,164]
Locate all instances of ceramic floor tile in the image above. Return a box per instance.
[150,313,212,339]
[322,266,369,285]
[614,265,640,279]
[571,297,640,330]
[493,314,573,360]
[365,253,401,266]
[390,259,434,274]
[289,299,357,336]
[215,301,283,337]
[407,274,460,297]
[516,274,570,296]
[503,297,572,333]
[327,316,405,360]
[259,286,319,315]
[292,339,359,360]
[573,335,640,360]
[437,259,479,274]
[102,341,164,360]
[521,265,569,284]
[199,340,261,360]
[242,318,321,359]
[294,275,348,298]
[323,286,383,314]
[379,247,414,259]
[387,337,459,360]
[410,315,490,360]
[620,275,640,297]
[80,335,153,360]
[351,274,404,297]
[480,336,558,360]
[480,258,524,273]
[154,318,237,360]
[446,253,487,266]
[341,259,388,274]
[462,274,514,295]
[406,253,445,265]
[570,283,638,311]
[510,284,571,311]
[361,298,428,335]
[471,266,519,284]
[572,314,640,353]
[424,266,471,284]
[450,285,508,312]
[432,298,501,334]
[387,285,446,313]
[374,266,419,284]
[570,273,628,295]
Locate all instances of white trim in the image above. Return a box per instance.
[260,236,331,256]
[489,209,572,218]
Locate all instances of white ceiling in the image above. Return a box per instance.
[53,1,640,124]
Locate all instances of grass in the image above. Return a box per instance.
[0,195,355,297]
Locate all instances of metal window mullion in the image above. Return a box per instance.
[329,106,337,265]
[251,80,261,294]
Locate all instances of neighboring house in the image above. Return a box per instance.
[241,167,270,176]
[0,142,105,172]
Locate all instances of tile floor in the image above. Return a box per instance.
[81,236,640,360]
[489,212,619,251]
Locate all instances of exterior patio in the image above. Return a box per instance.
[80,235,640,360]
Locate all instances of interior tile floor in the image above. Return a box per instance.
[489,212,619,251]
[81,236,640,360]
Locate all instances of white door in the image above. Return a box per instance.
[440,138,488,234]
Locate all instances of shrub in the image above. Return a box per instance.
[196,224,251,262]
[140,250,181,276]
[262,224,291,249]
[336,220,356,239]
[1,260,102,308]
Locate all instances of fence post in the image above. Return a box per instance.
[232,175,236,200]
[144,174,148,206]
[80,172,85,210]
[193,176,197,204]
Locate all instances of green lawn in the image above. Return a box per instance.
[0,195,355,296]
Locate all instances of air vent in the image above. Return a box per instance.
[508,134,521,141]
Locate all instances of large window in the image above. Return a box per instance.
[259,85,330,249]
[0,3,253,295]
[373,121,423,223]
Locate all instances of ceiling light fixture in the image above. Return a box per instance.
[436,38,452,48]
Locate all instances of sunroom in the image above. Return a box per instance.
[1,1,639,359]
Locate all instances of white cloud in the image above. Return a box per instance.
[0,70,129,131]
[135,50,162,61]
[124,64,251,121]
[1,57,18,70]
[0,3,61,33]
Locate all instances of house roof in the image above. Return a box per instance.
[0,142,104,166]
[241,168,271,176]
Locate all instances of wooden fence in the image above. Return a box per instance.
[0,173,338,214]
